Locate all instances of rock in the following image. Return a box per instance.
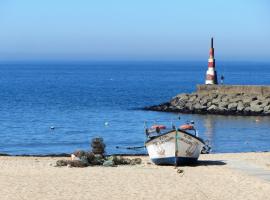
[207,101,212,107]
[193,103,202,110]
[261,100,270,107]
[176,105,185,110]
[188,95,197,102]
[207,105,217,112]
[211,98,221,105]
[144,90,270,116]
[243,97,252,104]
[221,96,230,102]
[199,98,208,106]
[171,98,180,106]
[251,96,258,101]
[250,104,263,113]
[230,97,242,103]
[176,94,189,101]
[264,105,270,112]
[257,95,266,101]
[185,102,193,110]
[244,107,251,112]
[209,93,218,99]
[228,103,238,111]
[217,106,227,113]
[250,100,262,107]
[218,102,228,108]
[237,102,245,112]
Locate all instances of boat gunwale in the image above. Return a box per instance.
[145,129,205,145]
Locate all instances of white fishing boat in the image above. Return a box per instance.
[145,122,208,165]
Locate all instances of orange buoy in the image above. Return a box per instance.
[151,125,166,130]
[180,124,194,130]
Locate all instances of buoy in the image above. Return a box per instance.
[104,122,109,126]
[151,125,166,130]
[180,124,194,130]
[50,126,55,130]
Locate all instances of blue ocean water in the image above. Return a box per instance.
[0,61,270,155]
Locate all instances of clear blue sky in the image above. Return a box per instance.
[0,0,269,61]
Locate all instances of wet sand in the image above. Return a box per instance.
[0,152,269,200]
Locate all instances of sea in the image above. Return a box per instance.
[0,61,270,155]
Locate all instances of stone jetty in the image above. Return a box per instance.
[144,85,270,116]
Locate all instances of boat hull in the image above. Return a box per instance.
[152,156,198,165]
[145,130,204,166]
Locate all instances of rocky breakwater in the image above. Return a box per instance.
[144,85,270,116]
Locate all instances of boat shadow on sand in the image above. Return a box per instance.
[187,160,226,167]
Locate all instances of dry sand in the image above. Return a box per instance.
[0,152,270,200]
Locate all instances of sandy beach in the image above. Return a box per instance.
[0,152,270,200]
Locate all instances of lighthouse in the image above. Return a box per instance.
[205,37,218,84]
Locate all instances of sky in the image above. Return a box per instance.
[0,0,269,61]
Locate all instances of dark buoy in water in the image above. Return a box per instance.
[50,126,55,130]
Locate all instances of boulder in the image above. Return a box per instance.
[237,102,245,112]
[176,94,189,101]
[207,101,212,107]
[185,102,193,110]
[218,102,228,108]
[221,96,230,102]
[193,103,205,111]
[176,105,185,110]
[243,97,252,104]
[250,100,262,106]
[263,105,270,112]
[209,93,218,99]
[230,97,242,103]
[257,95,266,101]
[228,103,238,111]
[217,106,227,113]
[261,100,270,107]
[244,107,251,114]
[199,98,209,106]
[188,95,197,102]
[207,105,218,112]
[250,104,263,113]
[212,98,221,105]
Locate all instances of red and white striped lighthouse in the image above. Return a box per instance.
[205,37,218,84]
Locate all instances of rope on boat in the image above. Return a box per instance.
[115,145,145,150]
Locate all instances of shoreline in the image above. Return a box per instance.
[1,151,270,157]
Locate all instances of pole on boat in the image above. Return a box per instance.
[175,129,179,167]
